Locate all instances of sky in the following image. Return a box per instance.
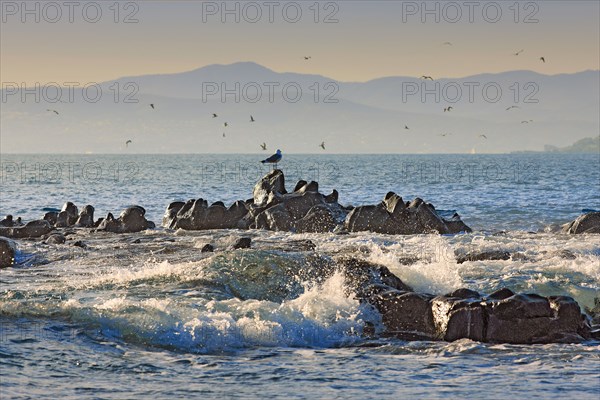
[1,0,599,84]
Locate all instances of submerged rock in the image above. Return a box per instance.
[231,237,252,249]
[455,250,511,264]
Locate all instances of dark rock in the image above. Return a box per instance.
[164,199,249,230]
[201,243,215,253]
[324,189,339,204]
[43,211,58,226]
[45,233,66,245]
[446,288,481,299]
[336,257,413,299]
[0,237,17,268]
[96,206,154,233]
[345,192,471,235]
[456,250,511,264]
[60,202,79,226]
[371,291,437,339]
[231,237,251,249]
[253,169,286,206]
[488,288,515,300]
[293,180,307,192]
[73,240,87,249]
[562,212,600,234]
[75,205,95,227]
[295,204,337,233]
[431,296,485,341]
[0,220,53,239]
[0,215,15,227]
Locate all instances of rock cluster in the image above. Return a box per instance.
[164,169,471,235]
[0,237,17,268]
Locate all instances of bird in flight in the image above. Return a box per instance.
[405,125,410,130]
[260,143,267,151]
[442,42,453,46]
[304,56,312,60]
[150,104,155,109]
[506,106,520,111]
[250,115,255,122]
[261,149,282,169]
[212,113,218,118]
[444,106,453,112]
[320,142,326,150]
[46,109,59,115]
[513,49,524,56]
[521,120,534,124]
[125,140,132,148]
[439,133,452,137]
[222,132,226,138]
[421,75,434,81]
[223,122,228,128]
[479,134,488,139]
[539,57,546,63]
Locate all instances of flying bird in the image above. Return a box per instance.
[212,113,218,118]
[442,42,453,46]
[539,57,546,63]
[250,115,255,122]
[222,132,226,138]
[260,143,267,151]
[405,125,409,130]
[479,134,488,139]
[320,142,326,150]
[444,106,453,112]
[223,122,228,128]
[513,49,524,56]
[46,109,59,115]
[421,75,434,81]
[125,140,132,148]
[439,133,452,137]
[506,106,520,111]
[304,56,312,60]
[150,104,155,109]
[521,120,534,124]
[261,149,282,169]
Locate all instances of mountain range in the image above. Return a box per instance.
[1,62,598,153]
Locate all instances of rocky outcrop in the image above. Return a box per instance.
[0,237,17,268]
[0,220,53,239]
[562,212,600,234]
[368,283,591,344]
[96,206,155,234]
[164,199,249,230]
[345,192,471,235]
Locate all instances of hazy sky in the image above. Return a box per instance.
[1,0,599,84]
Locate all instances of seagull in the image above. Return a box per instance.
[212,113,218,118]
[261,149,282,169]
[125,140,132,148]
[521,120,534,124]
[320,141,326,150]
[444,106,453,112]
[540,57,546,63]
[442,42,453,46]
[439,133,452,137]
[506,105,520,111]
[150,104,155,109]
[304,56,312,60]
[513,49,524,56]
[46,109,59,115]
[223,122,228,128]
[260,143,267,151]
[479,134,488,139]
[421,75,434,81]
[405,125,409,130]
[222,132,226,138]
[250,115,255,122]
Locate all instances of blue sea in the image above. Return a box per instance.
[1,153,599,399]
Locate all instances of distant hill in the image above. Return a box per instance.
[1,62,599,153]
[544,136,600,153]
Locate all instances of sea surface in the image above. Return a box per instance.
[1,153,599,399]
